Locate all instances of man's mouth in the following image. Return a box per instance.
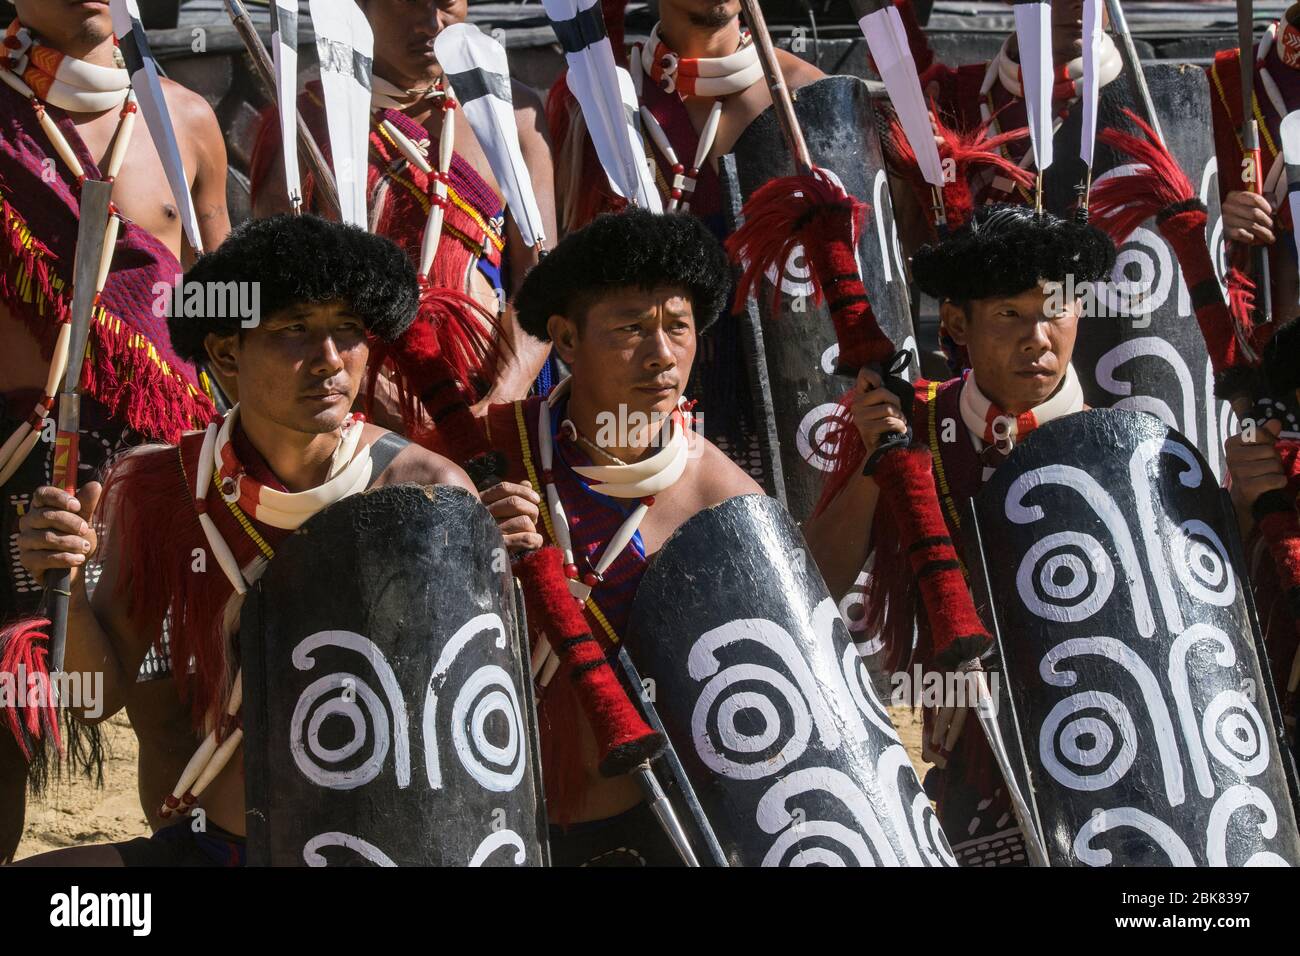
[303,389,349,403]
[1016,367,1055,380]
[635,382,678,395]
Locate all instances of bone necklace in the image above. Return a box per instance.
[365,75,464,280]
[529,377,689,686]
[632,24,758,212]
[160,406,369,817]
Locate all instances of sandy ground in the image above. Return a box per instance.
[15,706,931,861]
[15,712,149,861]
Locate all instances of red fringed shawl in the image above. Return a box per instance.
[0,81,215,441]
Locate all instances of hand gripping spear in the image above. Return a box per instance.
[1235,0,1275,347]
[729,0,1056,865]
[727,0,990,674]
[46,180,115,678]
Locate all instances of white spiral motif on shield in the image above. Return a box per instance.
[1171,519,1236,607]
[756,767,899,866]
[302,831,397,867]
[1206,785,1290,866]
[424,612,525,793]
[1202,690,1270,778]
[468,828,527,866]
[876,744,956,867]
[1129,436,1207,634]
[1096,339,1197,445]
[290,630,410,790]
[1041,637,1185,805]
[762,244,816,298]
[1006,465,1155,636]
[1073,807,1195,866]
[1039,690,1138,792]
[839,641,897,740]
[911,790,958,867]
[688,617,841,780]
[1200,156,1228,288]
[1168,624,1238,800]
[1015,532,1114,623]
[796,402,849,473]
[1105,226,1173,318]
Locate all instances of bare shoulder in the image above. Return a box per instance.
[686,433,766,508]
[511,79,551,141]
[511,79,547,116]
[159,77,221,134]
[776,49,826,89]
[373,429,477,493]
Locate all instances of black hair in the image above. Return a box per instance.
[911,203,1117,304]
[513,209,730,341]
[167,214,419,363]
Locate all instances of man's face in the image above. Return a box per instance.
[660,0,740,30]
[360,0,468,90]
[209,301,369,435]
[943,284,1080,412]
[550,287,697,433]
[13,1,113,48]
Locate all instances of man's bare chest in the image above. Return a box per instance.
[71,110,188,254]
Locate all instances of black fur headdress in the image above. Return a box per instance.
[912,203,1117,304]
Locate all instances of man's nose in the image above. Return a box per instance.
[311,335,346,375]
[1022,320,1053,352]
[645,327,675,367]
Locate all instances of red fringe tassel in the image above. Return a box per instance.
[515,547,661,776]
[884,112,1034,234]
[0,618,62,761]
[725,169,894,372]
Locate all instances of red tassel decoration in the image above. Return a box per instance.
[367,282,502,440]
[884,112,1034,234]
[1091,111,1257,374]
[0,618,62,761]
[726,168,894,372]
[872,446,991,667]
[730,169,991,667]
[515,547,663,776]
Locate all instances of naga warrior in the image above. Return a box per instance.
[0,0,230,861]
[547,0,824,474]
[478,209,764,865]
[250,0,558,409]
[3,215,543,866]
[1208,1,1300,328]
[805,203,1116,866]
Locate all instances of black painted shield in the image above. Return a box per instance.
[720,76,918,522]
[1043,65,1237,478]
[968,409,1300,866]
[241,485,548,866]
[625,494,953,867]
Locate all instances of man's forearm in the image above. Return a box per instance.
[61,579,130,724]
[804,471,881,600]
